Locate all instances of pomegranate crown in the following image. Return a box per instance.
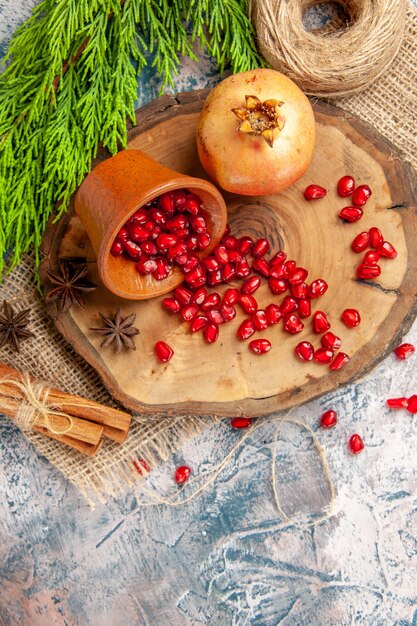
[232,95,285,147]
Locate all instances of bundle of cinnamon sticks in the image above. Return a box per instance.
[0,362,132,456]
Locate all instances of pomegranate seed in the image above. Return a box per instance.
[239,294,258,314]
[228,250,243,263]
[313,348,334,364]
[220,304,236,322]
[369,227,383,248]
[363,250,380,264]
[283,314,304,334]
[282,260,296,277]
[291,282,308,299]
[213,245,229,265]
[187,235,198,251]
[171,189,187,210]
[130,209,148,224]
[320,410,337,429]
[237,319,256,340]
[241,275,262,294]
[407,395,417,414]
[201,293,221,311]
[133,459,151,475]
[154,258,170,280]
[351,231,370,253]
[298,298,311,318]
[181,304,199,322]
[207,269,223,286]
[136,257,157,274]
[223,224,231,236]
[190,315,208,332]
[329,352,350,370]
[185,264,207,288]
[166,215,188,231]
[309,279,328,298]
[252,310,268,331]
[268,278,288,294]
[304,184,326,200]
[154,341,174,362]
[386,397,409,409]
[337,175,355,197]
[270,251,287,264]
[175,285,193,305]
[175,465,191,484]
[190,215,207,234]
[176,253,190,267]
[377,241,397,259]
[321,331,341,350]
[158,192,174,215]
[352,184,372,206]
[129,224,151,242]
[269,262,284,279]
[184,196,200,215]
[341,308,361,328]
[123,239,142,260]
[149,208,166,225]
[280,296,298,315]
[204,257,220,271]
[223,288,240,305]
[235,258,251,278]
[349,434,364,454]
[197,232,211,250]
[207,309,224,325]
[356,263,381,280]
[313,311,330,334]
[231,417,252,429]
[252,258,270,277]
[157,233,178,251]
[162,297,181,314]
[249,338,271,354]
[222,235,238,249]
[289,267,308,285]
[192,287,207,306]
[204,322,219,343]
[223,263,236,281]
[394,343,415,360]
[265,303,282,325]
[141,241,158,256]
[238,236,253,255]
[339,207,363,223]
[252,238,270,258]
[110,238,124,256]
[294,341,314,361]
[118,225,130,240]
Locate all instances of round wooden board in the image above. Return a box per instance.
[40,91,417,418]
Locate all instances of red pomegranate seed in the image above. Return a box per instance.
[156,233,178,251]
[181,256,200,274]
[341,308,361,328]
[313,311,330,334]
[201,293,221,311]
[154,258,170,280]
[351,231,370,253]
[291,282,308,299]
[394,343,415,360]
[329,352,350,370]
[268,278,288,295]
[213,245,229,265]
[283,260,296,277]
[280,296,298,315]
[175,285,193,305]
[252,310,268,331]
[136,257,157,274]
[283,314,304,334]
[313,348,334,364]
[377,241,397,259]
[192,287,207,306]
[223,263,236,282]
[133,459,151,475]
[337,175,355,197]
[204,322,219,343]
[149,208,167,225]
[339,206,363,223]
[252,238,270,258]
[207,269,223,286]
[175,465,191,484]
[162,297,181,314]
[185,264,207,288]
[190,315,208,332]
[320,410,337,429]
[130,209,148,224]
[231,417,252,429]
[298,298,311,318]
[363,250,380,264]
[386,397,409,409]
[190,215,207,234]
[237,319,256,340]
[228,250,243,263]
[269,262,284,279]
[123,239,142,259]
[166,215,188,231]
[249,338,271,354]
[349,434,364,454]
[238,236,253,254]
[222,235,238,249]
[184,195,200,215]
[176,254,189,266]
[154,341,174,362]
[289,267,308,285]
[352,184,372,206]
[294,341,314,361]
[223,288,240,305]
[118,225,130,240]
[158,192,174,215]
[369,227,383,248]
[129,224,151,242]
[207,309,224,325]
[252,258,270,277]
[309,279,328,298]
[141,241,158,256]
[356,263,381,280]
[181,304,199,322]
[265,303,282,325]
[270,251,287,264]
[321,331,341,350]
[239,294,258,314]
[110,238,124,256]
[407,395,417,414]
[241,275,262,294]
[204,257,220,271]
[304,184,326,200]
[186,235,198,251]
[235,258,251,278]
[220,304,236,322]
[197,232,211,250]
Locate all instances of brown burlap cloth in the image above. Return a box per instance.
[1,4,416,505]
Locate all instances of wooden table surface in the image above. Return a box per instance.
[1,2,417,625]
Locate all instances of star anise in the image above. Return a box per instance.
[0,301,35,352]
[90,309,140,353]
[46,260,97,312]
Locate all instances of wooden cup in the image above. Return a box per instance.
[74,149,227,299]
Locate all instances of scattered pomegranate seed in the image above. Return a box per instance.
[238,236,253,255]
[136,257,157,274]
[220,304,236,322]
[363,250,380,264]
[329,352,350,370]
[270,251,287,265]
[352,184,372,206]
[386,397,409,409]
[342,308,361,328]
[265,303,282,325]
[190,315,208,333]
[304,184,327,200]
[192,287,207,306]
[351,231,370,253]
[223,288,240,305]
[377,241,397,259]
[339,206,363,223]
[231,417,252,429]
[252,238,270,258]
[309,279,328,298]
[252,258,270,277]
[162,297,181,314]
[337,175,355,197]
[175,465,192,484]
[297,298,311,318]
[133,459,151,475]
[207,309,224,325]
[239,294,258,314]
[110,238,124,256]
[201,293,221,311]
[314,348,334,364]
[181,304,199,322]
[268,277,288,294]
[154,341,174,362]
[291,282,308,299]
[369,227,383,248]
[313,311,330,334]
[294,341,314,361]
[235,258,251,278]
[348,434,364,454]
[407,395,417,414]
[252,310,268,331]
[280,295,298,315]
[237,319,256,341]
[356,263,381,280]
[204,322,219,343]
[283,314,304,334]
[124,240,142,259]
[175,285,193,305]
[185,264,207,288]
[249,338,272,354]
[241,275,262,294]
[321,332,341,350]
[289,267,308,285]
[394,343,415,360]
[320,410,337,429]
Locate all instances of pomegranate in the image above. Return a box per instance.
[196,69,316,195]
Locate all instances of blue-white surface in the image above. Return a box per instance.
[0,2,416,624]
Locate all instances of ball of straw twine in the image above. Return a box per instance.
[249,0,407,97]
